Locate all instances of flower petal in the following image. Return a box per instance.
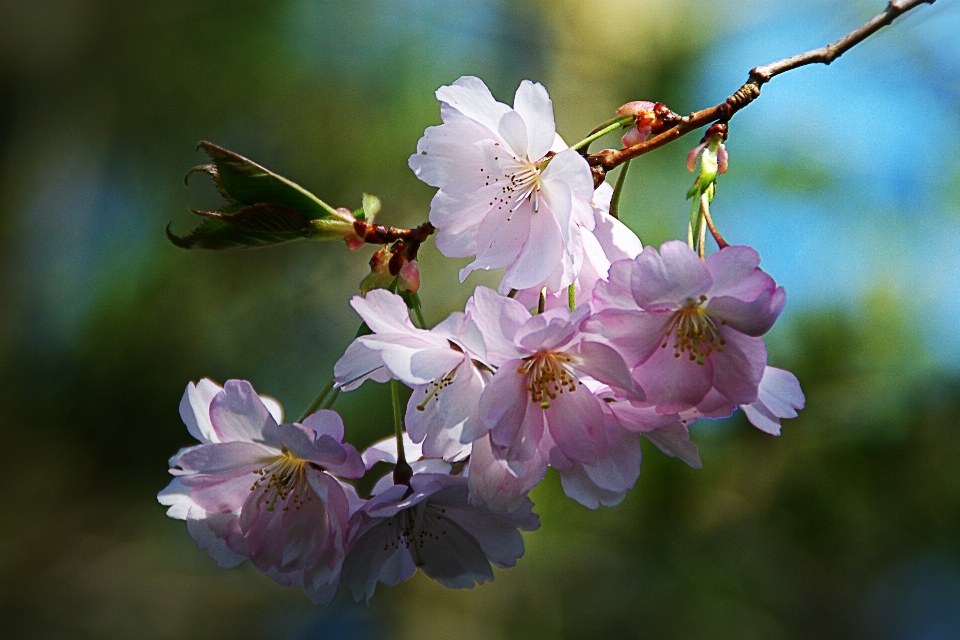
[512,80,555,160]
[209,380,280,444]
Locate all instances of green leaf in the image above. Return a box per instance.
[165,218,303,250]
[170,141,359,250]
[192,141,337,219]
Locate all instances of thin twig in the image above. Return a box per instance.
[587,0,935,172]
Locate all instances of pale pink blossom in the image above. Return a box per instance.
[467,286,641,476]
[341,441,539,601]
[334,289,490,460]
[409,76,595,292]
[161,379,364,604]
[588,242,785,414]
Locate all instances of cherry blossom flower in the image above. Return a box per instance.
[340,441,539,601]
[334,289,490,460]
[588,241,785,414]
[160,379,364,604]
[466,286,641,476]
[409,76,595,292]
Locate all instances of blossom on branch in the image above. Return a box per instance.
[341,441,539,601]
[409,76,595,292]
[334,289,491,460]
[159,379,364,604]
[467,286,641,479]
[588,242,785,414]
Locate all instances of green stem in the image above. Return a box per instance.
[321,387,341,410]
[688,190,701,250]
[538,288,547,314]
[568,284,576,312]
[298,378,335,422]
[507,289,518,299]
[610,159,631,220]
[570,117,632,152]
[412,299,426,329]
[391,379,413,485]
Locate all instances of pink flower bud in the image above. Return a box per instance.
[617,100,658,147]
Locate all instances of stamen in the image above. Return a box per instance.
[517,352,579,409]
[662,295,726,365]
[416,362,462,411]
[250,450,311,512]
[490,155,545,220]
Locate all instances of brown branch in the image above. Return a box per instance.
[353,220,436,246]
[588,0,935,172]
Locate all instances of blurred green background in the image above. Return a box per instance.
[2,0,959,638]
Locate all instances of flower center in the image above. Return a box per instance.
[662,294,726,365]
[484,145,545,219]
[518,352,578,409]
[250,450,311,512]
[416,361,463,411]
[382,503,449,566]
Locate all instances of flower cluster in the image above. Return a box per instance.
[162,76,804,604]
[160,379,538,604]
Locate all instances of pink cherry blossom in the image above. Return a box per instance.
[466,286,641,476]
[588,241,785,414]
[160,379,364,604]
[409,76,595,292]
[334,289,490,460]
[341,441,539,601]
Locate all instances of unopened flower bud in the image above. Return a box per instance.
[359,240,420,295]
[687,123,729,189]
[617,100,657,147]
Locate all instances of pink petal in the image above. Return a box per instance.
[710,329,767,406]
[643,423,702,469]
[633,344,714,412]
[570,339,642,400]
[501,198,565,290]
[583,308,671,367]
[209,380,280,444]
[464,196,531,277]
[544,379,604,464]
[407,122,490,192]
[350,290,416,335]
[465,286,529,366]
[497,109,529,158]
[632,241,713,308]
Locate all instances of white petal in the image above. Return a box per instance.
[436,76,511,135]
[512,80,555,161]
